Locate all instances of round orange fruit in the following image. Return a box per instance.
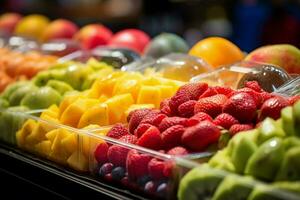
[189,37,244,68]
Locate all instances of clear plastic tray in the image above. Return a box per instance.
[0,109,299,200]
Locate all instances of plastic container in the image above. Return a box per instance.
[0,109,189,199]
[190,61,291,92]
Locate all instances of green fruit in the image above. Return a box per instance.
[0,98,9,109]
[86,58,110,70]
[227,129,258,156]
[178,166,224,200]
[8,84,39,106]
[0,106,29,145]
[276,147,300,181]
[21,86,62,110]
[209,150,235,172]
[46,80,73,95]
[283,137,300,150]
[144,33,189,59]
[281,106,296,136]
[218,130,231,149]
[33,69,66,86]
[245,137,285,181]
[257,118,285,145]
[292,101,300,137]
[64,64,93,90]
[273,182,300,196]
[231,134,257,174]
[0,81,29,100]
[248,184,297,200]
[212,175,254,200]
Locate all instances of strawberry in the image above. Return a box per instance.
[288,95,300,105]
[259,95,289,120]
[161,125,185,149]
[107,123,129,139]
[176,82,208,100]
[134,123,152,138]
[140,110,167,127]
[167,146,189,156]
[136,126,162,150]
[181,120,221,151]
[159,117,188,132]
[194,94,228,118]
[148,158,166,180]
[223,92,257,123]
[94,142,109,164]
[169,93,190,113]
[245,81,263,92]
[107,145,130,167]
[178,100,197,117]
[128,109,152,134]
[229,124,253,136]
[213,86,234,96]
[119,135,137,144]
[187,112,213,126]
[214,113,239,129]
[199,87,217,98]
[160,98,172,116]
[126,150,152,181]
[261,92,274,102]
[233,88,262,108]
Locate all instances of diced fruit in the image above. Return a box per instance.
[137,85,161,108]
[77,104,109,128]
[67,150,88,172]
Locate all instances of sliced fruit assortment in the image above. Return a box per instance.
[92,124,188,199]
[178,100,300,200]
[14,72,183,170]
[0,58,113,110]
[0,47,57,92]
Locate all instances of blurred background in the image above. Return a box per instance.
[1,0,300,52]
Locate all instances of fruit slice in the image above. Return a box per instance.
[292,101,300,137]
[276,147,300,181]
[16,119,37,147]
[77,103,109,128]
[257,118,285,145]
[137,85,161,108]
[67,150,88,172]
[34,140,52,157]
[178,166,224,200]
[245,137,285,181]
[212,175,254,200]
[281,106,296,136]
[248,185,290,200]
[208,150,235,172]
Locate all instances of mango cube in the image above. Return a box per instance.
[77,104,109,128]
[137,85,161,108]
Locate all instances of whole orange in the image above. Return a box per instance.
[189,37,244,68]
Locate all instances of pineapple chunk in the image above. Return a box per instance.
[137,85,161,108]
[104,93,134,124]
[45,129,59,142]
[61,133,78,155]
[77,104,109,128]
[25,123,47,146]
[157,85,176,100]
[58,92,81,117]
[113,73,143,100]
[34,140,51,157]
[67,150,88,172]
[16,119,37,147]
[60,98,100,127]
[40,105,59,119]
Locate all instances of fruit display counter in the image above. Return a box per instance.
[1,12,300,200]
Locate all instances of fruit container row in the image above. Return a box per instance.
[1,108,300,200]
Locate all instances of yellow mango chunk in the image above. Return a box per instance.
[16,119,37,147]
[58,93,82,117]
[49,129,71,163]
[38,115,60,133]
[98,95,109,103]
[60,98,100,127]
[40,105,59,119]
[67,150,88,172]
[137,85,161,108]
[104,93,134,124]
[82,89,100,99]
[113,73,143,100]
[125,104,155,119]
[142,76,162,86]
[77,104,109,128]
[34,140,51,157]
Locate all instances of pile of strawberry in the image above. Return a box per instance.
[93,81,299,197]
